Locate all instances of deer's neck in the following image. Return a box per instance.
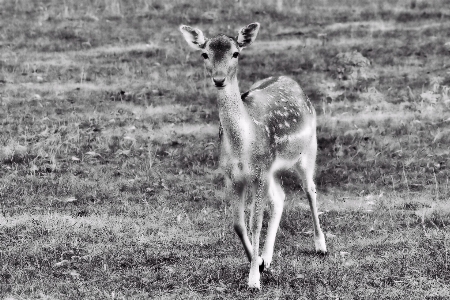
[217,78,253,154]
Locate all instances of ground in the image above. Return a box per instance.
[1,0,450,299]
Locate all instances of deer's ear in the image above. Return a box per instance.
[179,25,207,50]
[236,22,260,48]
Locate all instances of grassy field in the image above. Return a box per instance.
[1,0,450,298]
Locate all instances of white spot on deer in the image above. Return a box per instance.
[274,135,288,144]
[253,118,263,126]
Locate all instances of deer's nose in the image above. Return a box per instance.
[213,77,226,87]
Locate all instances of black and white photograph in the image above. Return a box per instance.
[1,0,449,298]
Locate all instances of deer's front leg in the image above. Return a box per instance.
[248,178,266,289]
[228,178,253,261]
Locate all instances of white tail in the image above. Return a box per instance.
[179,22,327,290]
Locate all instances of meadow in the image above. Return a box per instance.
[1,0,450,298]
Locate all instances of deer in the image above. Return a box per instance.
[179,22,327,290]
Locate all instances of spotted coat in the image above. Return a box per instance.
[219,76,315,172]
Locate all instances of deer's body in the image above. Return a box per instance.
[220,75,316,170]
[180,23,326,290]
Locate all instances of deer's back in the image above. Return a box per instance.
[241,76,316,161]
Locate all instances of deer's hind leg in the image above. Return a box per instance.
[260,171,285,271]
[293,138,327,254]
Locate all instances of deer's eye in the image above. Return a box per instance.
[201,53,209,59]
[232,52,239,58]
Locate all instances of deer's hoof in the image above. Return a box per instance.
[259,258,265,273]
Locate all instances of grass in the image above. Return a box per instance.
[1,0,450,298]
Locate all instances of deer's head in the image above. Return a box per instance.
[180,23,260,89]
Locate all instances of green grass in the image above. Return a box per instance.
[1,0,450,298]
